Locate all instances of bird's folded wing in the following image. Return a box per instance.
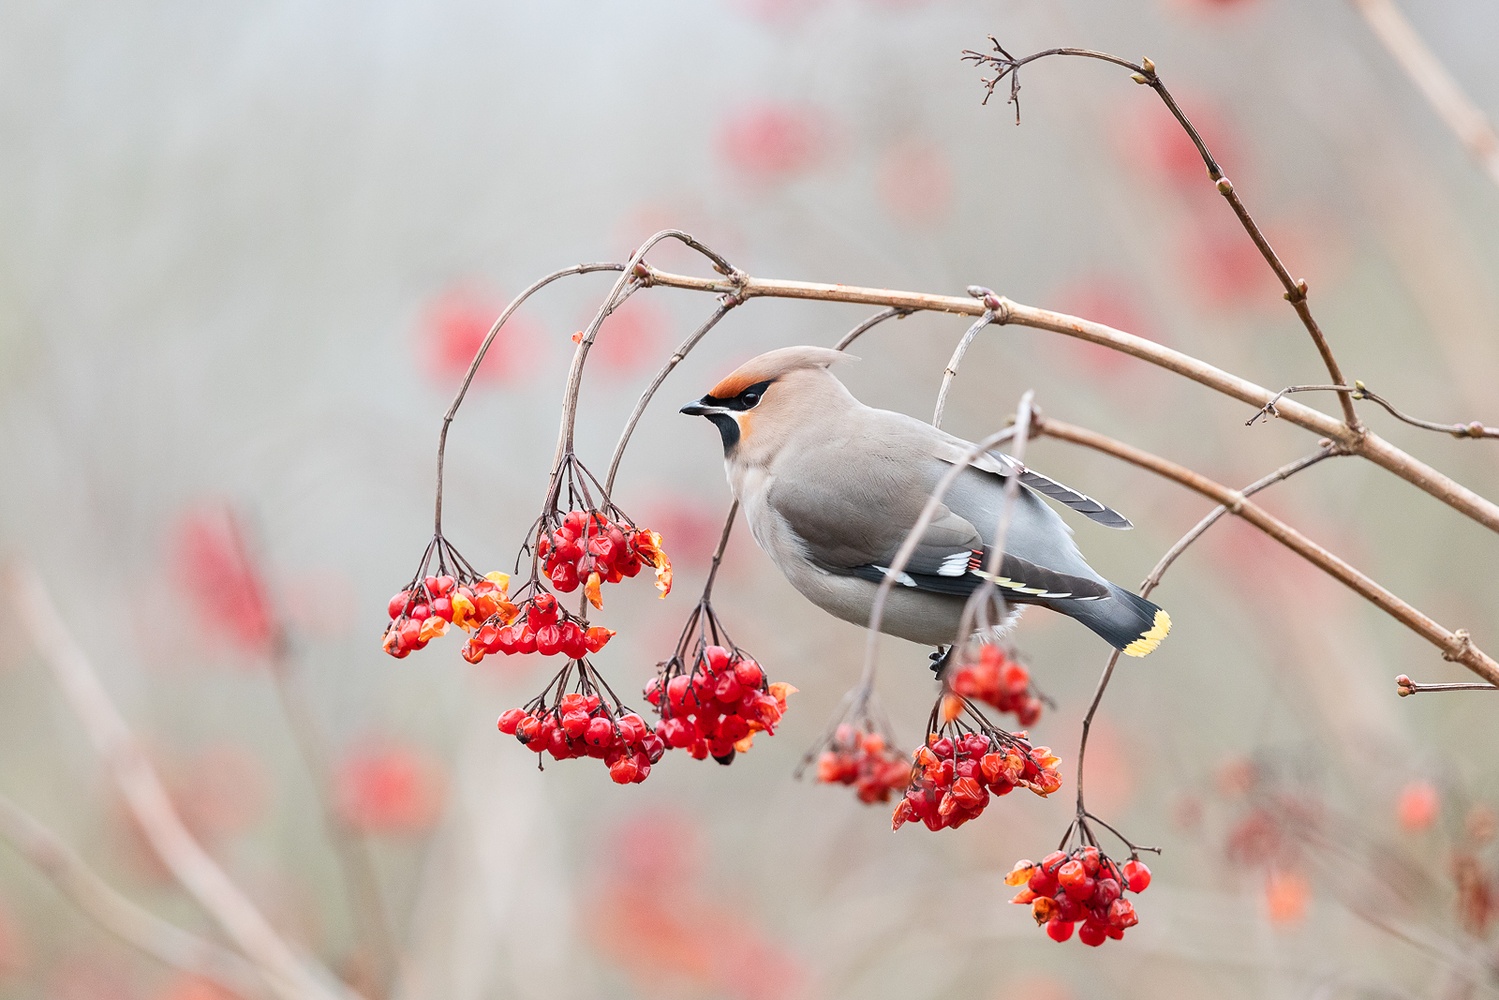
[848,549,1109,602]
[930,438,1133,530]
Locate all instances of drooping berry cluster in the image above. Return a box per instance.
[646,600,792,765]
[382,534,514,659]
[947,644,1044,727]
[815,722,912,804]
[645,643,792,764]
[892,697,1061,832]
[497,659,665,783]
[1006,847,1149,946]
[537,509,671,607]
[461,590,615,664]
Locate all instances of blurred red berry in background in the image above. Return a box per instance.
[1119,97,1236,193]
[876,139,952,228]
[153,975,238,1000]
[336,742,445,835]
[588,295,667,374]
[635,500,726,568]
[170,507,277,656]
[1264,869,1310,926]
[0,901,27,980]
[1050,278,1154,374]
[418,286,543,387]
[1397,781,1440,832]
[718,104,829,185]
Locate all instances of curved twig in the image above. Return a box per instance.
[833,307,912,351]
[1250,383,1498,439]
[435,262,627,534]
[856,427,1019,697]
[547,231,743,511]
[931,300,1001,429]
[962,39,1361,429]
[604,299,740,492]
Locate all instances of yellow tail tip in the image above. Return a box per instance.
[1122,609,1171,658]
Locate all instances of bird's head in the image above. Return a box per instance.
[681,346,857,459]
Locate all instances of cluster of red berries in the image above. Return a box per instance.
[892,727,1062,832]
[460,591,615,664]
[947,645,1043,727]
[537,509,672,606]
[497,676,665,784]
[1006,847,1149,946]
[383,571,514,659]
[815,723,913,804]
[645,644,793,765]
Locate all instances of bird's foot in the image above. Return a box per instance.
[929,645,954,678]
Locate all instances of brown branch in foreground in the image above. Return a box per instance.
[0,792,267,999]
[962,39,1361,429]
[1074,445,1344,819]
[1350,0,1499,190]
[1249,382,1498,439]
[639,264,1499,534]
[1030,417,1499,687]
[6,563,355,1000]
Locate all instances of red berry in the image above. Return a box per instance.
[1046,918,1074,943]
[1078,921,1107,947]
[733,659,764,688]
[1122,859,1152,893]
[388,591,412,619]
[497,708,526,735]
[584,717,615,748]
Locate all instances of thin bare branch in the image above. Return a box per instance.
[639,264,1499,533]
[856,427,1018,694]
[964,40,1361,428]
[435,263,627,534]
[1031,417,1499,686]
[547,231,744,511]
[0,792,268,998]
[605,299,740,492]
[1250,383,1498,439]
[931,291,1004,429]
[1350,0,1499,189]
[1395,673,1498,696]
[956,392,1033,640]
[1144,444,1347,592]
[833,307,911,352]
[6,563,356,1000]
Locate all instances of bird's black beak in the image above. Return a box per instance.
[681,397,731,417]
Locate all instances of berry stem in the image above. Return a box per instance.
[433,262,626,537]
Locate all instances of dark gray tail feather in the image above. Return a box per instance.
[1062,584,1171,656]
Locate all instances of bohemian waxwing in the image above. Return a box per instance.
[680,346,1170,657]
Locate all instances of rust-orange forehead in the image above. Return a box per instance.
[705,346,853,398]
[708,369,767,399]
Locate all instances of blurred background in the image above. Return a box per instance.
[3,0,1499,997]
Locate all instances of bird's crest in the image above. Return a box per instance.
[709,346,856,399]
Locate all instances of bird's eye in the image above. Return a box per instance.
[741,392,761,406]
